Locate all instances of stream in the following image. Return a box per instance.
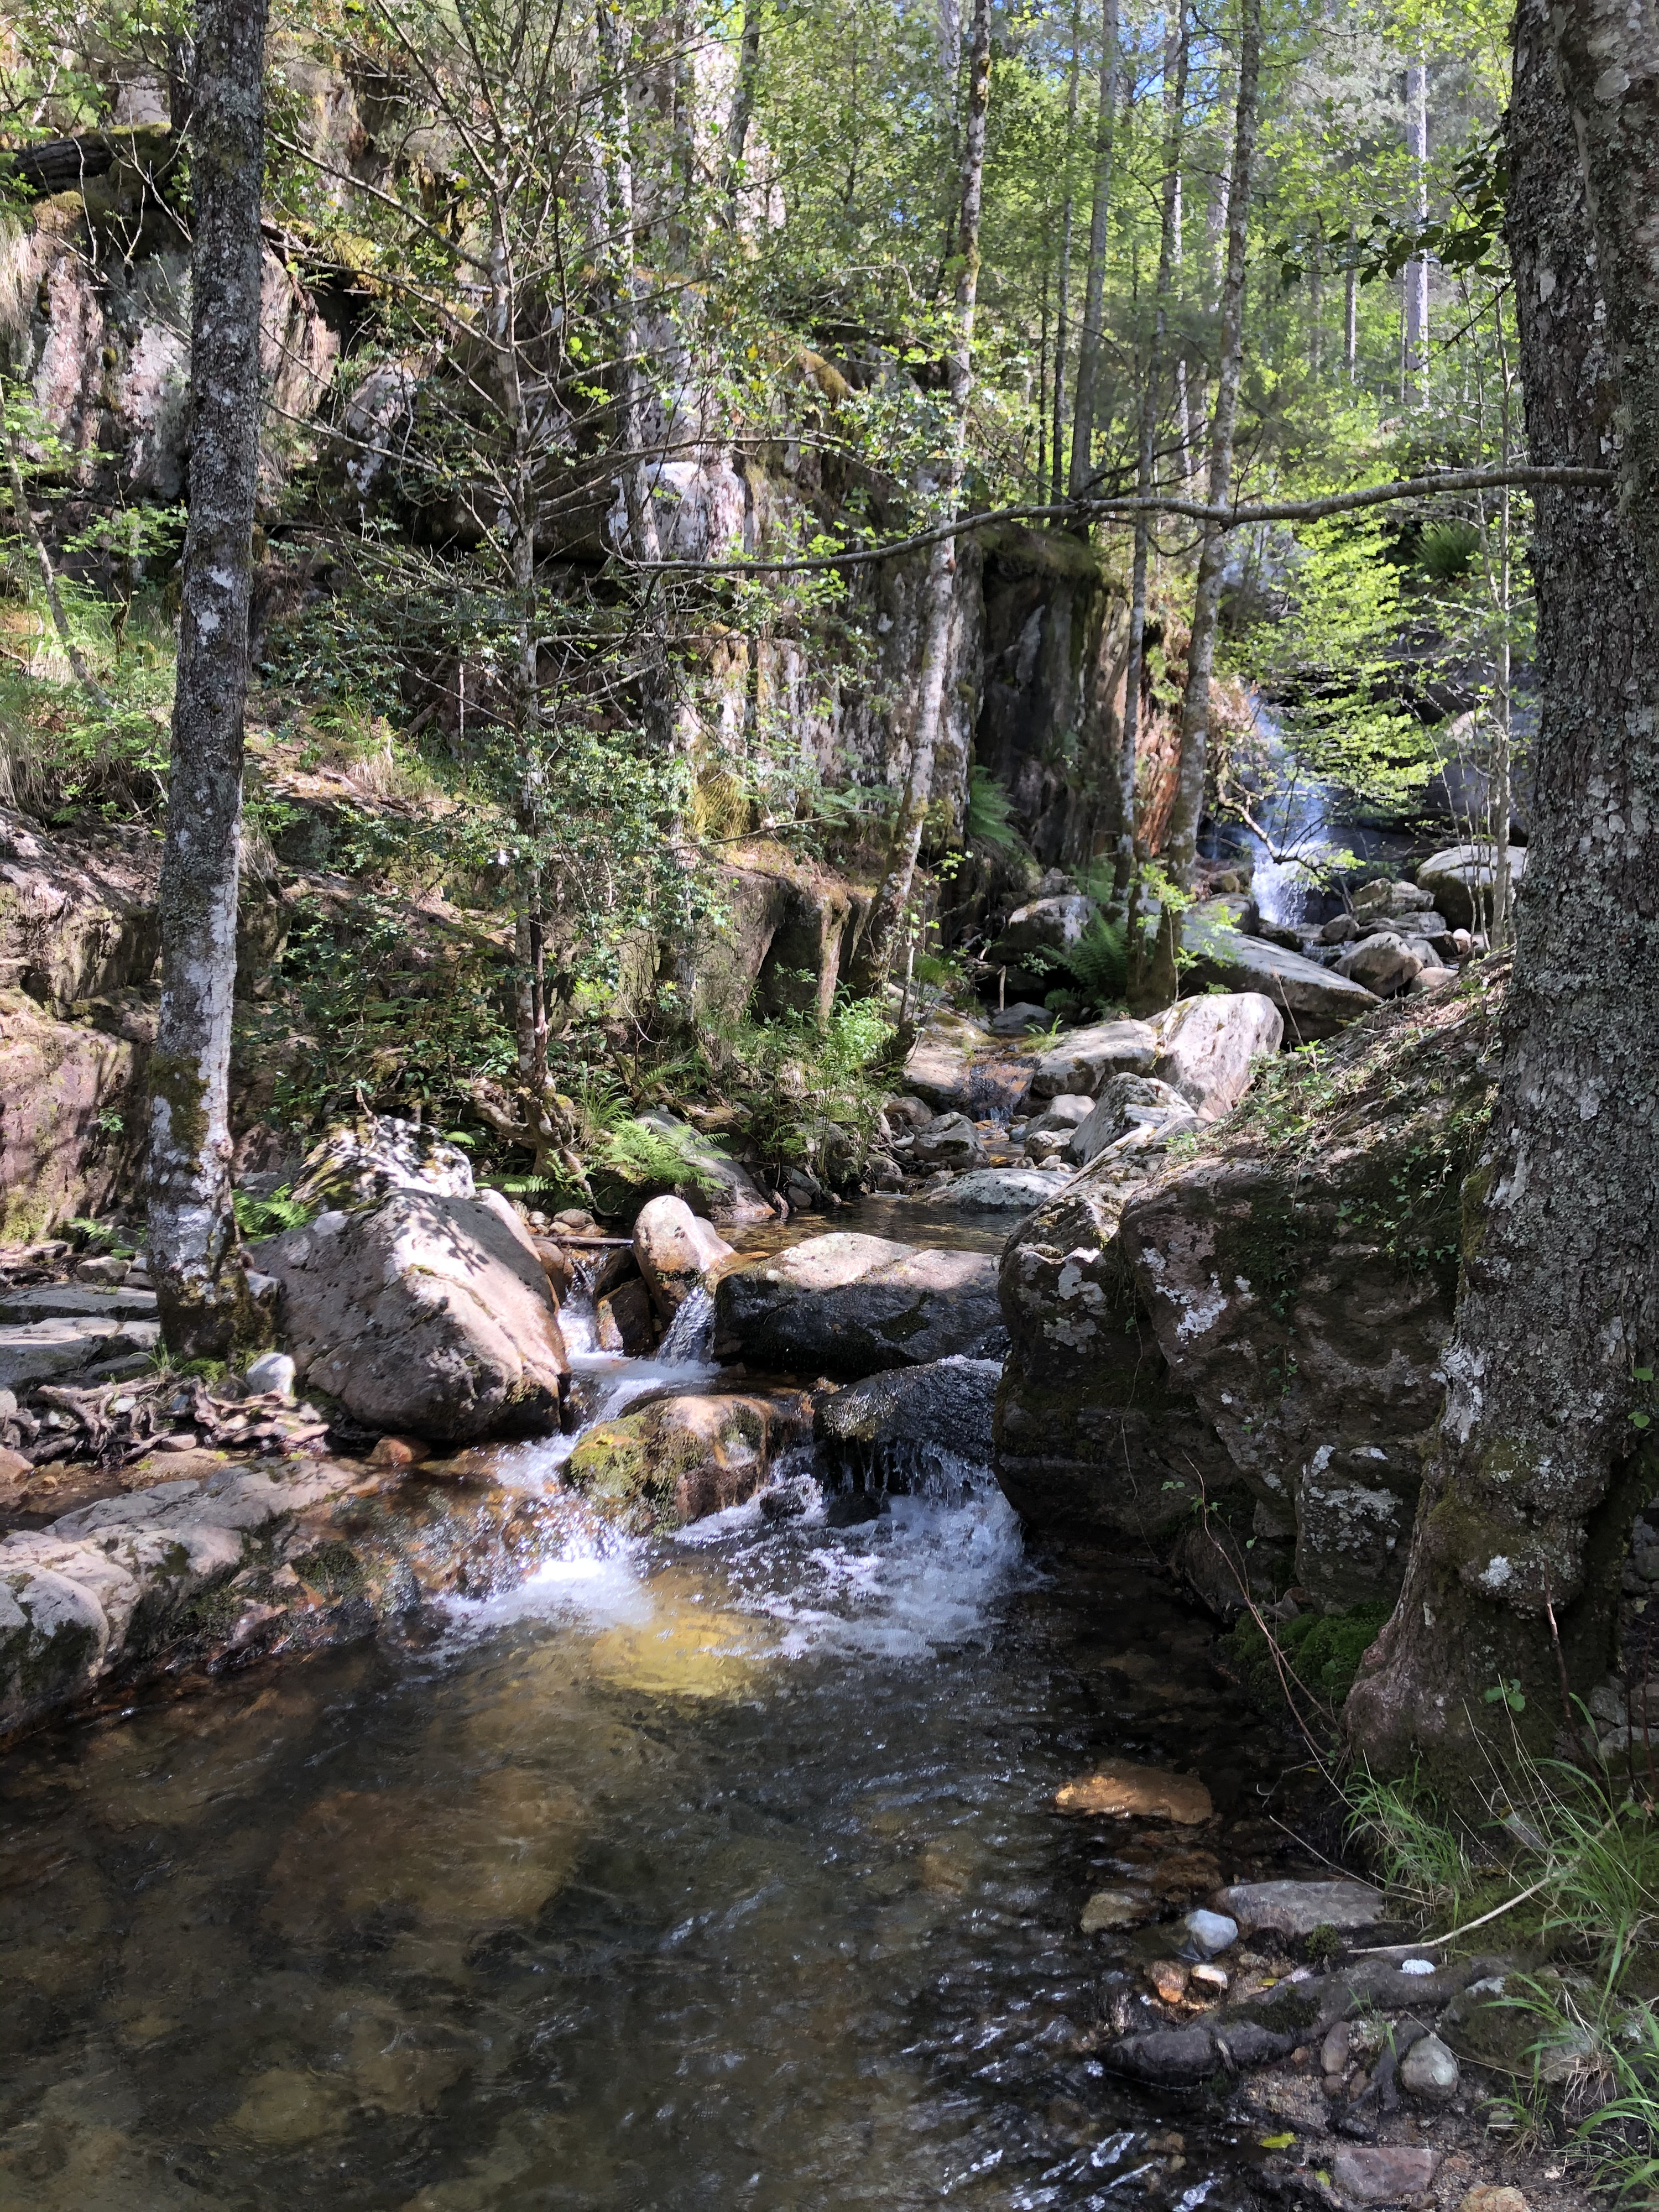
[0,1206,1312,2212]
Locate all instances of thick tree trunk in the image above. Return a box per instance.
[1162,0,1260,888]
[1551,0,1659,610]
[1345,0,1659,1778]
[863,0,991,980]
[147,0,268,1361]
[1114,13,1188,894]
[1066,0,1120,500]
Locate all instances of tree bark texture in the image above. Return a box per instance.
[1552,0,1659,610]
[1402,58,1430,403]
[864,0,991,978]
[1162,0,1259,888]
[1051,0,1082,505]
[1067,0,1120,500]
[148,0,268,1360]
[1115,12,1189,892]
[1345,0,1659,1776]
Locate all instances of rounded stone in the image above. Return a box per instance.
[1184,1907,1239,1958]
[1400,2031,1460,2104]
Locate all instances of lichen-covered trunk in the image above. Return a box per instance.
[1345,0,1659,1777]
[864,0,991,982]
[148,0,267,1360]
[1162,0,1258,888]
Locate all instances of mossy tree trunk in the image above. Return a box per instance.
[1345,0,1659,1777]
[147,0,267,1361]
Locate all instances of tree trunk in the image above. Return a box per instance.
[1551,0,1659,611]
[1345,0,1659,1779]
[1067,0,1121,500]
[1343,219,1358,379]
[863,0,991,979]
[1162,0,1260,889]
[1402,58,1429,404]
[147,0,268,1361]
[1051,0,1082,504]
[1114,11,1189,895]
[721,0,761,221]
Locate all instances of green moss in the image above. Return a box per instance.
[1223,1600,1392,1712]
[288,1541,368,1599]
[565,1415,683,1532]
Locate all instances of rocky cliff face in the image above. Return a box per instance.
[997,975,1503,1612]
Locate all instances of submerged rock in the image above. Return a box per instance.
[565,1390,809,1531]
[257,1188,569,1441]
[713,1233,1005,1376]
[1055,1762,1213,1824]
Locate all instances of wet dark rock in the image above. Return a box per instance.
[813,1355,1000,1485]
[565,1390,809,1532]
[714,1233,1005,1378]
[1102,2025,1218,2085]
[825,1488,888,1526]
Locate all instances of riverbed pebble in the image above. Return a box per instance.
[1183,1908,1238,1957]
[1400,2030,1460,2103]
[1055,1762,1213,1825]
[1330,2144,1441,2205]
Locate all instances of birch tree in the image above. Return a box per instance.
[862,0,992,980]
[147,0,268,1359]
[1162,0,1260,889]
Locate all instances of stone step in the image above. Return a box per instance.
[0,1284,159,1324]
[0,1316,160,1391]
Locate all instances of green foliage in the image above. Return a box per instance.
[1418,518,1483,581]
[1063,913,1129,1008]
[964,766,1022,853]
[232,1184,315,1239]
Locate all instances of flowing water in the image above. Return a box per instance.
[0,1215,1312,2212]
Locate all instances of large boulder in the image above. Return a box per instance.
[258,1188,570,1441]
[932,1165,1064,1209]
[713,1233,1005,1376]
[814,1356,1001,1486]
[995,1135,1238,1541]
[987,893,1098,961]
[1152,992,1284,1119]
[1181,916,1380,1042]
[1334,931,1425,997]
[1027,1019,1158,1099]
[288,1117,476,1211]
[632,1195,735,1322]
[910,1111,989,1168]
[565,1390,808,1531]
[1070,1076,1199,1165]
[997,980,1503,1608]
[1416,842,1527,931]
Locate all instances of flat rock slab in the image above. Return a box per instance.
[931,1167,1061,1211]
[903,1039,1032,1119]
[713,1234,1005,1378]
[0,1284,159,1322]
[0,1458,365,1736]
[1055,1761,1213,1824]
[1211,1877,1386,1937]
[1182,919,1380,1041]
[1330,2146,1441,2205]
[0,1315,160,1390]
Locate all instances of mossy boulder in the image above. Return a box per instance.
[564,1391,809,1533]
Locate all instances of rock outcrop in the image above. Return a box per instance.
[632,1195,735,1321]
[258,1188,570,1441]
[997,975,1503,1607]
[813,1355,1000,1486]
[1027,1018,1157,1098]
[1151,992,1285,1119]
[713,1232,1006,1375]
[1182,910,1380,1041]
[1416,842,1528,931]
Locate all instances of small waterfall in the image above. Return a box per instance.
[1237,698,1339,925]
[659,1284,715,1364]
